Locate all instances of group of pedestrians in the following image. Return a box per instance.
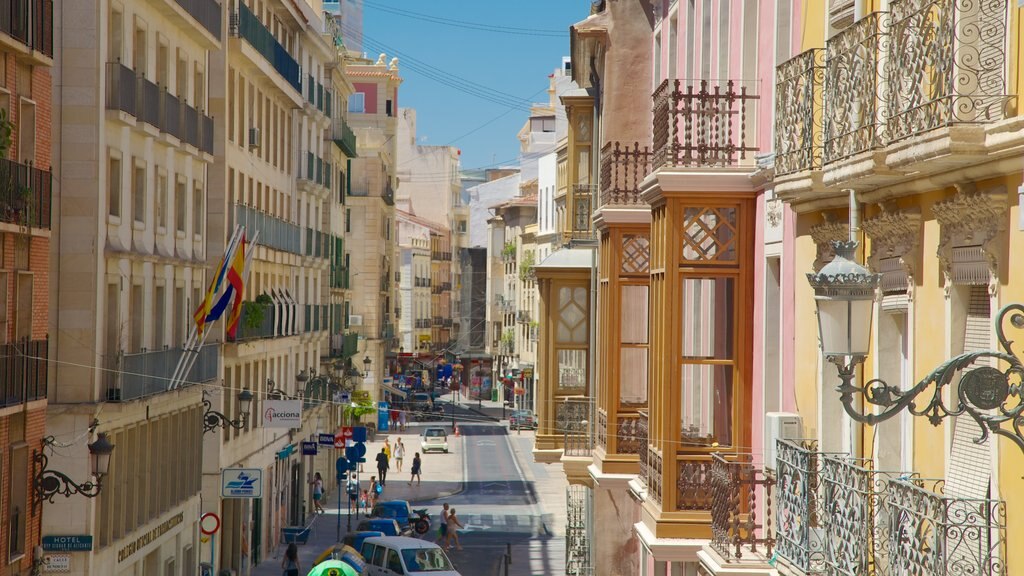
[433,502,464,550]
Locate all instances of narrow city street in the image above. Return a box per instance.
[250,398,565,576]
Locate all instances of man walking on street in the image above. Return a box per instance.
[376,447,390,486]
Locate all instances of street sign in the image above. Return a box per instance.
[301,441,318,456]
[318,433,336,446]
[335,457,348,478]
[200,512,221,535]
[42,536,93,552]
[43,554,70,572]
[344,442,366,463]
[351,426,367,442]
[335,426,353,448]
[340,392,351,404]
[221,468,263,498]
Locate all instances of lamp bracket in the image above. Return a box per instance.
[202,391,249,434]
[33,449,101,513]
[830,303,1024,454]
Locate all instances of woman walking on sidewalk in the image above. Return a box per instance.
[408,452,422,486]
[309,472,325,514]
[281,543,301,576]
[394,438,406,472]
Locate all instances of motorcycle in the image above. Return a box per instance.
[411,508,431,535]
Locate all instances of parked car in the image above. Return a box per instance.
[355,518,404,537]
[369,500,413,529]
[421,427,449,453]
[360,536,461,576]
[509,409,536,430]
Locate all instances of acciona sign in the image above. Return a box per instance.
[262,399,302,428]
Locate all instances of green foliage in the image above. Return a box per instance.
[242,293,274,330]
[518,249,536,281]
[343,400,377,423]
[502,241,516,258]
[0,108,12,159]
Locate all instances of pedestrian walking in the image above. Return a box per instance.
[446,508,464,550]
[434,503,450,545]
[376,447,390,486]
[369,476,382,506]
[309,472,325,514]
[390,408,400,430]
[281,543,301,576]
[408,452,422,486]
[360,488,370,513]
[394,438,405,472]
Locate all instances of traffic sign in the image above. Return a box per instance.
[351,426,367,442]
[318,433,336,446]
[344,442,366,463]
[335,457,348,476]
[340,392,351,404]
[200,513,221,535]
[335,426,353,448]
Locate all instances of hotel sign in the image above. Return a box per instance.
[42,536,93,552]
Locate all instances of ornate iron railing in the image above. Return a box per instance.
[774,440,837,574]
[616,413,646,455]
[566,485,593,576]
[823,12,889,163]
[556,397,592,455]
[595,409,607,450]
[886,0,1012,142]
[709,453,775,561]
[676,458,714,511]
[638,411,650,482]
[648,448,663,505]
[599,142,652,206]
[564,184,597,246]
[0,157,51,229]
[821,455,900,576]
[652,79,759,170]
[887,478,1006,576]
[774,48,825,175]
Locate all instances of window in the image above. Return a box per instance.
[339,169,346,201]
[175,178,186,232]
[131,284,143,352]
[8,445,25,560]
[194,66,205,110]
[132,159,146,223]
[192,182,204,235]
[154,285,165,349]
[385,99,393,116]
[109,8,123,61]
[18,99,34,164]
[157,40,169,87]
[156,172,168,229]
[348,92,365,113]
[108,153,122,218]
[680,276,735,446]
[133,21,146,75]
[668,13,678,80]
[176,51,187,99]
[346,208,351,232]
[653,32,662,85]
[14,273,31,341]
[386,549,404,573]
[620,285,649,405]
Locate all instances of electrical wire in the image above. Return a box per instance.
[362,1,569,37]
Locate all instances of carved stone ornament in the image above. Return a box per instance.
[766,198,784,229]
[809,213,850,272]
[861,204,921,298]
[932,185,1006,296]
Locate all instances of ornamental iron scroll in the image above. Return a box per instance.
[823,12,890,164]
[821,456,900,576]
[887,477,1006,576]
[676,458,713,511]
[617,413,646,455]
[709,453,775,561]
[774,48,825,176]
[827,303,1024,456]
[887,0,1013,143]
[775,440,844,575]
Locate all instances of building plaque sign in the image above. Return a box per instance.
[41,536,93,552]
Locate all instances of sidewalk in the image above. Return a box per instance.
[251,428,465,575]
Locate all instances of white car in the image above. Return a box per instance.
[361,536,461,576]
[421,427,449,453]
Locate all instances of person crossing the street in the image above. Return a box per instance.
[376,447,390,487]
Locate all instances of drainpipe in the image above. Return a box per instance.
[846,188,864,457]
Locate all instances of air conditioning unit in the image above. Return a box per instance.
[348,314,363,326]
[764,412,803,470]
[248,127,261,149]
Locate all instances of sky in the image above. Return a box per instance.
[360,0,589,170]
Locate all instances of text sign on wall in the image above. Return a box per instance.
[262,399,302,428]
[43,554,70,572]
[221,468,263,498]
[42,536,93,552]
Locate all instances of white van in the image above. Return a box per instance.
[360,536,461,576]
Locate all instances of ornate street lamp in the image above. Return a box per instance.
[363,356,372,377]
[267,378,298,400]
[34,433,116,506]
[808,239,1024,453]
[202,389,254,433]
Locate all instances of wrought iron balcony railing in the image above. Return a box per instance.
[886,0,1012,142]
[0,157,51,229]
[637,411,650,482]
[566,485,593,576]
[616,412,646,455]
[677,457,714,512]
[774,439,832,574]
[0,338,47,406]
[106,344,217,402]
[564,184,597,246]
[652,79,759,170]
[0,0,52,58]
[233,204,302,255]
[328,116,358,157]
[556,397,592,454]
[710,453,775,561]
[599,141,652,206]
[231,3,301,93]
[774,48,825,176]
[823,12,888,163]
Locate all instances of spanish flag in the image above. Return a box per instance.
[193,229,242,336]
[225,235,247,338]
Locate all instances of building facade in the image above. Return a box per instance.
[0,4,52,574]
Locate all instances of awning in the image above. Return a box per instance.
[380,383,407,399]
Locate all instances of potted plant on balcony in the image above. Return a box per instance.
[502,241,516,261]
[242,293,274,332]
[518,250,535,281]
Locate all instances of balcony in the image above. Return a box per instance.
[0,157,51,229]
[709,453,775,562]
[106,345,217,402]
[774,48,824,176]
[651,79,759,170]
[233,204,301,254]
[230,3,301,93]
[599,141,652,206]
[516,310,530,324]
[304,304,325,333]
[329,331,359,359]
[0,0,52,58]
[304,228,329,259]
[327,116,358,157]
[168,0,221,40]
[300,151,329,189]
[772,439,1006,576]
[822,12,888,164]
[105,62,215,154]
[380,323,395,340]
[330,265,349,289]
[563,184,597,246]
[0,339,47,406]
[228,302,276,342]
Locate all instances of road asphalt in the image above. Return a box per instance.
[249,394,569,576]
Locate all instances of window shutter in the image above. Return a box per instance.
[946,285,991,500]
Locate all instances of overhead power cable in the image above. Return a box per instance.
[362,1,569,37]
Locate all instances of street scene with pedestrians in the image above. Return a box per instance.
[7,0,1024,575]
